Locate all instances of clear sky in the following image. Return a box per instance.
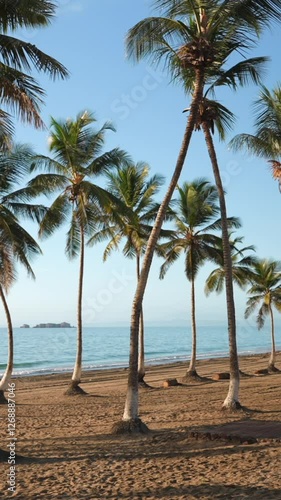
[5,0,281,328]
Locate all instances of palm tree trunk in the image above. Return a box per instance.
[66,226,86,395]
[138,307,146,384]
[268,305,276,371]
[117,70,205,430]
[136,254,146,385]
[202,123,240,409]
[0,285,13,404]
[187,271,197,376]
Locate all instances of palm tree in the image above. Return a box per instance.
[205,236,257,296]
[89,162,169,387]
[194,97,252,408]
[244,258,281,372]
[160,178,240,380]
[229,85,281,192]
[28,110,130,395]
[0,144,42,404]
[115,0,281,430]
[0,0,68,137]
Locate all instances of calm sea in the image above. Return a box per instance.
[0,324,279,377]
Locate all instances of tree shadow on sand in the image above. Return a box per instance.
[9,418,281,466]
[106,483,281,499]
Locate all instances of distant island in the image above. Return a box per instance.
[34,322,74,328]
[20,322,74,329]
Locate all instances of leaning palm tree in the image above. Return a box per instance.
[0,0,68,137]
[244,258,281,372]
[28,110,130,395]
[192,97,256,408]
[230,85,281,193]
[160,179,240,380]
[0,144,42,404]
[89,162,166,387]
[115,0,281,431]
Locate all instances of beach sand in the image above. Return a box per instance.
[0,352,281,499]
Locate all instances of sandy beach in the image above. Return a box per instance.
[0,352,281,499]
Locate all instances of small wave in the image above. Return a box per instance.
[10,365,74,377]
[13,361,48,368]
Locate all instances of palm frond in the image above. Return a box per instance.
[205,268,225,295]
[102,233,123,262]
[0,34,68,79]
[229,133,275,157]
[159,245,182,279]
[87,148,131,176]
[27,173,68,196]
[0,212,41,279]
[0,63,45,128]
[244,295,262,319]
[208,57,269,94]
[3,202,47,223]
[39,193,71,238]
[65,216,80,260]
[0,0,56,32]
[30,154,67,174]
[257,303,269,330]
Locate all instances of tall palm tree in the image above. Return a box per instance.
[205,236,257,296]
[115,0,281,431]
[0,0,68,137]
[160,178,240,380]
[244,258,281,372]
[229,85,281,192]
[28,110,130,395]
[0,144,42,404]
[89,162,169,387]
[193,97,251,408]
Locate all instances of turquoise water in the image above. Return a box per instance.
[0,323,279,377]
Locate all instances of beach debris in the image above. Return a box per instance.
[162,378,180,388]
[254,368,270,375]
[212,372,230,380]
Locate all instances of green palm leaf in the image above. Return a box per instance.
[244,258,281,324]
[205,235,256,295]
[39,193,70,238]
[0,1,68,131]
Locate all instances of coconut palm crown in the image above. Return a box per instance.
[90,162,166,262]
[205,235,257,295]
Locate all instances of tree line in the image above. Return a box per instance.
[0,1,281,436]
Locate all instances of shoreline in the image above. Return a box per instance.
[8,348,280,380]
[11,349,279,385]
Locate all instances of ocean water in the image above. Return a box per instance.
[0,324,279,377]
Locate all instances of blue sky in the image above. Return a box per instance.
[6,0,281,328]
